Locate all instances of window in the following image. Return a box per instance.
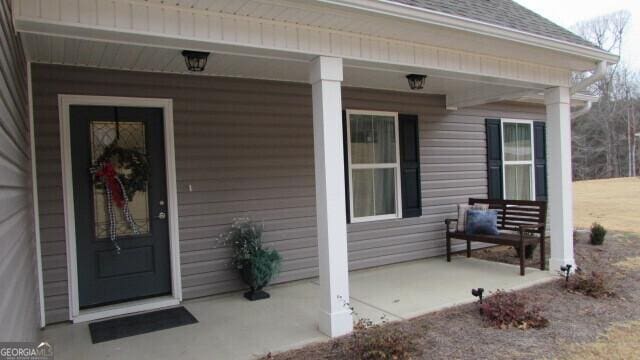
[347,110,402,222]
[501,120,535,200]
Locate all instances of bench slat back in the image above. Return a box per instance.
[468,198,547,234]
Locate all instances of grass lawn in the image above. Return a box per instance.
[574,177,640,232]
[264,177,640,360]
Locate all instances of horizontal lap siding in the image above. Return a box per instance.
[32,64,318,323]
[0,2,40,340]
[33,64,545,324]
[342,88,545,270]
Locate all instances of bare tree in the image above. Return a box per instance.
[570,11,638,180]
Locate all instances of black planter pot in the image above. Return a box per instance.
[240,262,270,301]
[244,289,270,301]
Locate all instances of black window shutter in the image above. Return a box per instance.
[342,111,351,223]
[399,114,422,218]
[485,118,503,199]
[533,121,548,201]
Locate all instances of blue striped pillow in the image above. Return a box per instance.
[465,209,499,235]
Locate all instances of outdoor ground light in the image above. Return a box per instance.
[406,74,427,90]
[471,287,485,303]
[560,264,573,285]
[182,50,210,72]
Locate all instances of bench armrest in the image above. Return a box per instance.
[444,218,458,233]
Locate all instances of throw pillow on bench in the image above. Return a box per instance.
[456,203,489,232]
[465,209,500,236]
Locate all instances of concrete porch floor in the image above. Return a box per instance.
[42,257,555,360]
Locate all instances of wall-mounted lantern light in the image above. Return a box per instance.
[406,74,427,90]
[182,50,210,72]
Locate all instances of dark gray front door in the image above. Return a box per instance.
[70,106,171,309]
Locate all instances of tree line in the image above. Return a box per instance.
[571,10,639,180]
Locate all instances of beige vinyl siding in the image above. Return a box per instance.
[32,64,545,324]
[0,2,40,340]
[32,64,318,322]
[342,90,545,270]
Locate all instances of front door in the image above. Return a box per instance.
[70,106,171,309]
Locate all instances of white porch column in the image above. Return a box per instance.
[309,56,353,337]
[545,86,576,272]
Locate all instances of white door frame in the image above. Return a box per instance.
[58,94,182,323]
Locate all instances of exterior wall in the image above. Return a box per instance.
[32,64,545,324]
[0,2,41,340]
[342,92,545,270]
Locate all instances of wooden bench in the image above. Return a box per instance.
[445,198,547,276]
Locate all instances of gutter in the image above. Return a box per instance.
[316,0,619,64]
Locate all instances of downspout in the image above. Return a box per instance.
[569,60,607,119]
[571,60,608,95]
[571,101,592,119]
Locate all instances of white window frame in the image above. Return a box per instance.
[500,119,536,201]
[346,109,403,223]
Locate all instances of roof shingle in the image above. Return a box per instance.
[388,0,597,48]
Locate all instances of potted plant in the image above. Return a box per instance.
[222,218,282,301]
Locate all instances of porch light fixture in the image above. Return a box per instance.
[182,50,210,72]
[406,74,427,90]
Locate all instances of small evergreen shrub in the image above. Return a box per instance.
[478,290,548,330]
[590,223,607,245]
[245,248,281,290]
[566,270,616,298]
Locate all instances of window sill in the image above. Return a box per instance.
[350,214,402,223]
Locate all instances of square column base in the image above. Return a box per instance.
[318,308,353,338]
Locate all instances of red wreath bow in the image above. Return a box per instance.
[95,162,125,208]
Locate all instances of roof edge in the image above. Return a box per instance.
[315,0,619,65]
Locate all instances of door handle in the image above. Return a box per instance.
[156,211,167,220]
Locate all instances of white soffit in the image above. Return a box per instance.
[13,0,597,76]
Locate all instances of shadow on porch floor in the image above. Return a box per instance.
[41,257,555,360]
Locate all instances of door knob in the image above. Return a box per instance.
[157,211,167,220]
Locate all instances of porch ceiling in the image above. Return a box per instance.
[21,33,593,109]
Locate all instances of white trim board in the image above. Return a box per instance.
[27,62,46,329]
[345,109,403,223]
[500,118,536,201]
[58,94,182,323]
[73,296,179,324]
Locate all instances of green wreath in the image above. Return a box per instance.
[94,143,150,201]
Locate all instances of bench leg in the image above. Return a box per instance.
[540,236,545,271]
[519,244,525,276]
[466,240,471,258]
[446,233,451,262]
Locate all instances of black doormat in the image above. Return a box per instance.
[88,306,198,343]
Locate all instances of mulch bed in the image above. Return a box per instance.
[264,230,640,360]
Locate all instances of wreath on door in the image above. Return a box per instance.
[91,142,150,253]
